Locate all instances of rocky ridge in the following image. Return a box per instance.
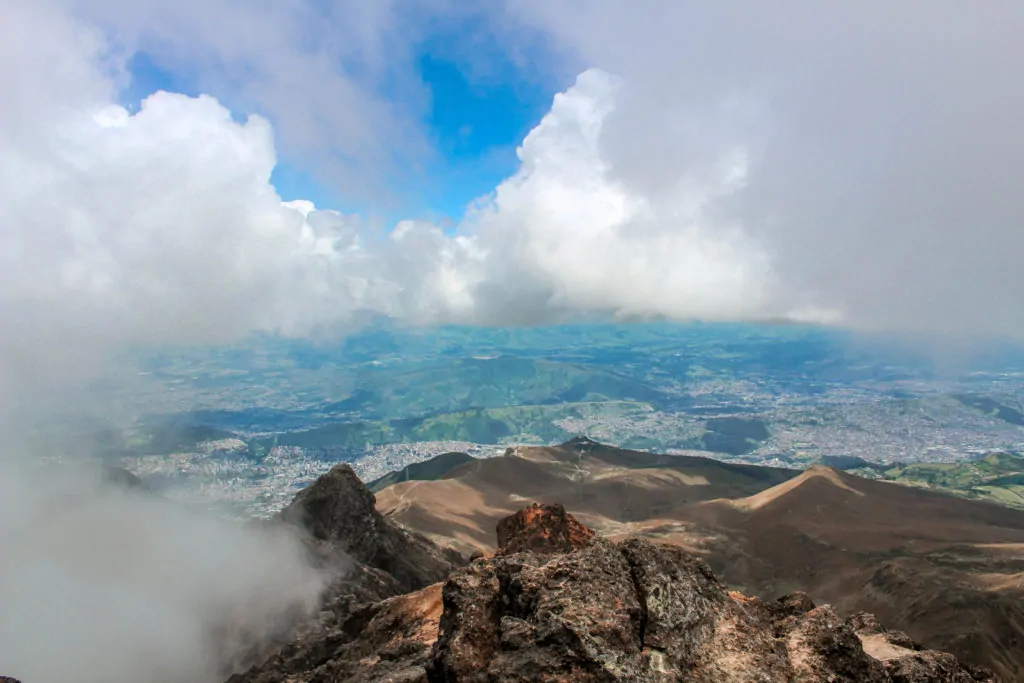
[223,463,461,678]
[229,466,997,683]
[426,505,995,682]
[374,439,1024,678]
[279,463,460,594]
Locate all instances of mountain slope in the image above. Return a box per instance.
[367,451,475,492]
[375,437,799,555]
[373,440,1024,679]
[683,466,1024,680]
[231,502,994,683]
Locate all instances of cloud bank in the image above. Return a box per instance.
[0,6,807,413]
[8,0,1018,357]
[0,465,325,683]
[502,0,1024,336]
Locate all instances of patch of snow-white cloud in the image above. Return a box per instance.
[500,0,1024,337]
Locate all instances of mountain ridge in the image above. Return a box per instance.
[228,493,995,682]
[372,439,1024,678]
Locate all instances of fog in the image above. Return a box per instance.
[0,463,325,683]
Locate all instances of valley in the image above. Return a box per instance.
[43,322,1024,519]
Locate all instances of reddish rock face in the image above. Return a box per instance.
[427,508,998,683]
[495,502,596,556]
[232,500,999,683]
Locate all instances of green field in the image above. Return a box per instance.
[251,402,649,453]
[845,452,1024,509]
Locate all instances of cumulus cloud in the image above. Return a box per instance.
[12,1,1024,414]
[59,0,435,203]
[500,0,1024,336]
[1,20,791,417]
[448,69,784,324]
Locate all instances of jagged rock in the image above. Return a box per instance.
[425,505,996,682]
[228,583,442,683]
[226,465,461,679]
[0,677,22,683]
[280,464,458,593]
[851,611,996,682]
[495,502,595,555]
[231,503,996,683]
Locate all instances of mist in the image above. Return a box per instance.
[0,463,325,683]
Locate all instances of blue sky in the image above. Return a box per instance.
[121,42,557,225]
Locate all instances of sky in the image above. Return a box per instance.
[3,0,1024,410]
[120,26,559,223]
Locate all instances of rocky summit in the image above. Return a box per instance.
[222,464,463,679]
[279,463,460,594]
[375,440,1024,678]
[495,502,595,555]
[231,486,997,683]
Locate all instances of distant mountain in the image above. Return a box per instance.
[372,439,1024,679]
[340,355,677,419]
[256,404,579,451]
[953,395,1024,427]
[366,451,475,492]
[376,438,799,555]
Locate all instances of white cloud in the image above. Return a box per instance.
[460,69,783,324]
[59,0,438,203]
[1,5,832,418]
[499,1,1024,337]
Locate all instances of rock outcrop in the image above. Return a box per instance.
[495,502,595,555]
[425,532,994,681]
[232,496,997,683]
[280,463,460,593]
[224,465,461,679]
[230,583,444,683]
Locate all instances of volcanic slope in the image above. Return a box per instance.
[374,439,1024,679]
[685,465,1024,681]
[375,436,798,555]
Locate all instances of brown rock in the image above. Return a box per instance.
[280,464,458,593]
[495,502,595,556]
[232,502,997,683]
[227,465,462,678]
[229,583,443,683]
[426,505,998,683]
[851,614,997,682]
